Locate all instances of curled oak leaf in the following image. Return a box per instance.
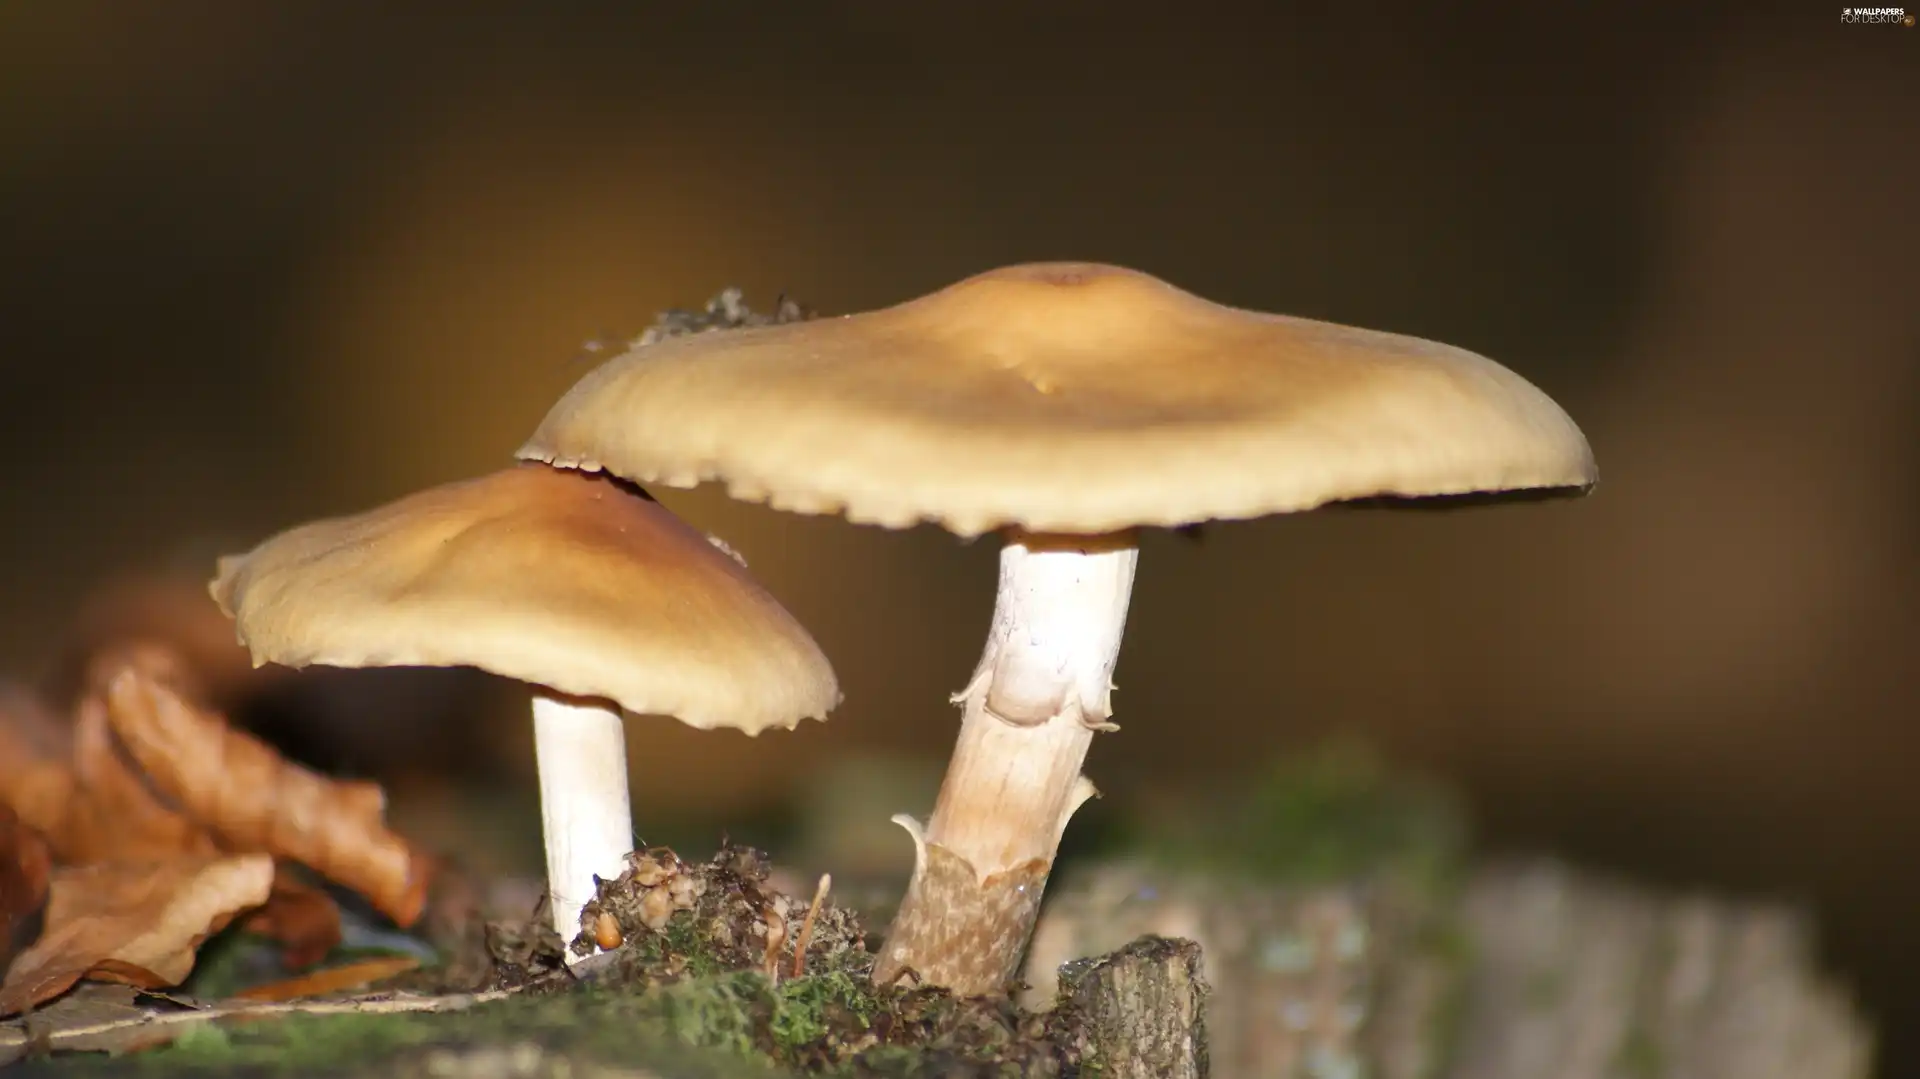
[0,676,216,867]
[0,854,275,1017]
[60,694,216,864]
[101,664,430,928]
[0,806,51,973]
[82,640,214,709]
[242,870,343,970]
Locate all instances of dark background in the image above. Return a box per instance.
[4,5,1917,1073]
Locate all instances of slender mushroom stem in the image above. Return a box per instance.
[531,694,633,954]
[875,530,1137,994]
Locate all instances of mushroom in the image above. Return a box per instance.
[209,463,838,948]
[517,262,1596,993]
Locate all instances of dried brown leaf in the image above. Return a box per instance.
[61,695,215,863]
[242,870,343,970]
[0,678,216,866]
[230,954,420,1002]
[0,806,51,972]
[0,855,274,1017]
[0,687,78,849]
[100,656,430,926]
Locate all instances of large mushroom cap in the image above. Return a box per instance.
[520,262,1597,538]
[210,464,839,734]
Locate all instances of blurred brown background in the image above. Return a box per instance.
[3,4,1916,1073]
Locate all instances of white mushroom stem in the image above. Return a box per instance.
[531,694,633,955]
[924,531,1137,870]
[875,531,1136,993]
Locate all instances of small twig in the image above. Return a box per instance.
[791,873,831,980]
[1,988,515,1059]
[761,909,787,985]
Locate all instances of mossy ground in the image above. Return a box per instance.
[17,988,789,1078]
[15,845,1084,1078]
[554,845,1079,1077]
[17,745,1457,1078]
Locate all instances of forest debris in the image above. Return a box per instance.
[230,954,422,1002]
[790,874,829,980]
[570,845,867,986]
[0,644,440,1019]
[482,914,568,990]
[0,806,51,972]
[99,648,431,926]
[0,984,173,1063]
[0,985,511,1065]
[3,680,346,969]
[0,854,274,1016]
[240,872,344,969]
[394,858,519,994]
[633,288,812,349]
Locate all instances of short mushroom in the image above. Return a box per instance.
[517,262,1596,994]
[210,463,838,948]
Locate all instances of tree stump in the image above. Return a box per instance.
[1026,858,1870,1079]
[1056,936,1209,1079]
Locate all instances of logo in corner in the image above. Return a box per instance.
[1840,6,1914,23]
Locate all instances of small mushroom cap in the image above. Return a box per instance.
[520,262,1597,538]
[209,464,838,734]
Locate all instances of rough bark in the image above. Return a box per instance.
[1056,935,1210,1079]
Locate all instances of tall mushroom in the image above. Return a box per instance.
[210,463,838,947]
[517,262,1597,993]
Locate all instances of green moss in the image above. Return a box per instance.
[1417,921,1475,1079]
[165,1024,232,1058]
[625,968,1062,1075]
[770,969,875,1051]
[19,842,1102,1077]
[627,967,897,1062]
[1613,1025,1665,1079]
[1524,967,1568,1009]
[626,907,731,980]
[28,988,789,1077]
[645,973,766,1056]
[833,1045,920,1074]
[1130,741,1467,891]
